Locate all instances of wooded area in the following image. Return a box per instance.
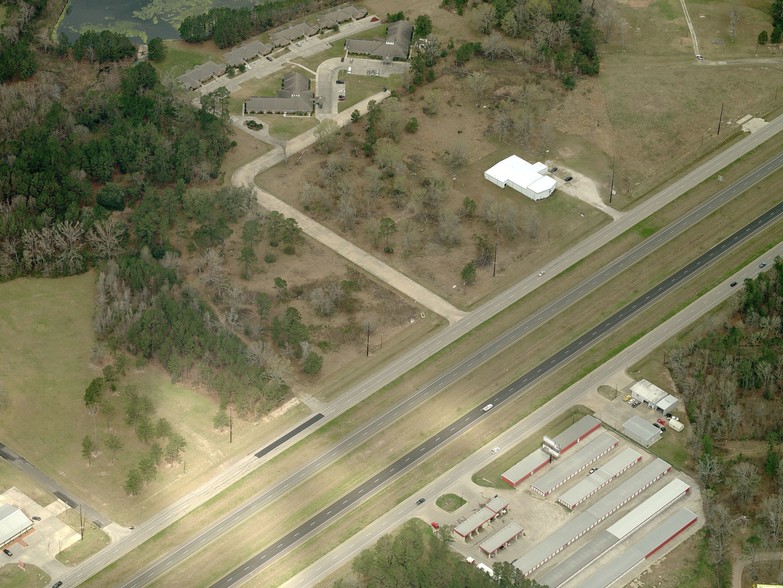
[336,519,545,588]
[667,258,783,585]
[178,0,344,48]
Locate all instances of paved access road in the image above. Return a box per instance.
[59,105,783,588]
[121,145,783,588]
[284,243,783,588]
[210,199,783,586]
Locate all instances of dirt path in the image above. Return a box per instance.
[555,169,624,220]
[232,91,468,324]
[732,550,783,587]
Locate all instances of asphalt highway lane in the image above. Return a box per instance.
[211,201,783,587]
[119,151,783,588]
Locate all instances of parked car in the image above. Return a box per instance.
[624,395,632,402]
[760,262,767,268]
[3,548,12,557]
[32,515,41,521]
[657,418,668,426]
[482,404,494,412]
[266,56,273,61]
[549,166,558,173]
[431,522,440,529]
[653,422,666,431]
[564,175,573,182]
[336,79,345,84]
[416,497,425,505]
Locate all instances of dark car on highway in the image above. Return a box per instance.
[416,497,425,505]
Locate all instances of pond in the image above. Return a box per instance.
[57,0,260,43]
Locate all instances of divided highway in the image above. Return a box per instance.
[119,151,783,588]
[211,202,783,586]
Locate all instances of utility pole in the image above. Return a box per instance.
[229,405,233,444]
[717,102,724,135]
[80,504,84,540]
[493,242,497,277]
[366,322,371,357]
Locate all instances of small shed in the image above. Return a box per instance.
[623,416,661,448]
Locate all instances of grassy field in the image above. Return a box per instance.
[133,159,783,587]
[337,73,400,112]
[0,564,49,588]
[0,273,317,525]
[157,40,225,79]
[55,508,110,566]
[435,493,466,512]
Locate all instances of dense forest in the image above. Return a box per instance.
[178,0,344,48]
[334,520,546,588]
[666,257,783,585]
[0,0,308,423]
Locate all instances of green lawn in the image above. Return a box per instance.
[338,74,400,112]
[55,509,110,566]
[435,493,466,512]
[0,564,49,588]
[156,40,225,79]
[0,273,279,524]
[266,116,317,141]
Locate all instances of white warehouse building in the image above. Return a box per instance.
[484,155,557,201]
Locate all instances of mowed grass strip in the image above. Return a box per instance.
[89,147,783,584]
[145,183,783,587]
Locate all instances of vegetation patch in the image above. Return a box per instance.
[435,492,466,512]
[0,563,49,588]
[55,508,110,566]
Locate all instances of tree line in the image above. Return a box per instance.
[337,519,546,587]
[178,0,344,48]
[442,0,605,82]
[665,257,783,585]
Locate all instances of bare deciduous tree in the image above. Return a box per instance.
[88,218,124,259]
[732,462,761,503]
[466,71,491,104]
[473,4,497,35]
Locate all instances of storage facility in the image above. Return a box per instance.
[557,448,642,510]
[576,508,698,588]
[453,497,510,541]
[532,433,618,497]
[479,522,525,557]
[502,415,602,487]
[512,459,672,576]
[500,415,601,488]
[484,155,557,201]
[623,416,662,448]
[537,479,691,588]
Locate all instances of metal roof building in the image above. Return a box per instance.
[484,155,557,201]
[623,415,662,448]
[557,448,642,510]
[479,522,525,556]
[453,497,509,541]
[501,449,550,488]
[537,479,691,588]
[630,379,678,412]
[0,504,32,547]
[577,508,698,588]
[532,433,618,496]
[513,458,671,576]
[502,415,602,487]
[552,415,602,454]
